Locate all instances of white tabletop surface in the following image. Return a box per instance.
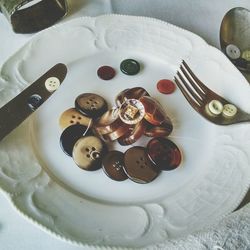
[1,1,250,249]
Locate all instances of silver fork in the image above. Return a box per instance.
[174,60,250,125]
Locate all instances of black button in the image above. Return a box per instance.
[27,94,43,110]
[60,124,92,157]
[120,59,140,75]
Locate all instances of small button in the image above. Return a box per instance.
[124,146,160,184]
[45,77,60,92]
[222,103,237,118]
[75,93,108,118]
[139,96,169,126]
[242,49,250,61]
[157,79,176,94]
[27,94,43,110]
[72,135,107,171]
[120,59,140,75]
[119,99,145,125]
[60,124,92,157]
[146,137,182,171]
[225,44,241,60]
[102,151,128,181]
[97,66,116,80]
[207,100,223,116]
[59,108,92,130]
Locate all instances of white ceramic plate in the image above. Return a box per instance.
[0,15,250,249]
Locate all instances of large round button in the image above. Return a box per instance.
[60,124,92,157]
[225,44,241,60]
[72,136,107,171]
[119,99,145,125]
[120,59,140,75]
[59,108,92,130]
[124,146,160,184]
[146,137,182,171]
[75,93,108,118]
[102,151,128,181]
[97,66,116,80]
[45,77,60,92]
[222,103,237,118]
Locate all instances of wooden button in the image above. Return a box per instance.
[59,108,92,130]
[124,146,160,184]
[146,137,182,171]
[72,136,107,171]
[97,66,116,80]
[102,151,128,181]
[60,124,92,157]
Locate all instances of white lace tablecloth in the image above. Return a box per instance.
[0,1,250,249]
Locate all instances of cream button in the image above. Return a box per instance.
[242,50,250,61]
[208,100,223,115]
[222,104,237,117]
[225,44,241,60]
[45,77,60,92]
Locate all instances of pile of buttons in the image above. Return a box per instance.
[59,86,182,184]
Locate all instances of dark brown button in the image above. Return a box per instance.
[146,137,182,171]
[115,87,149,107]
[72,135,107,171]
[75,93,108,118]
[124,146,160,184]
[60,124,92,157]
[97,66,116,80]
[118,119,147,145]
[102,151,128,181]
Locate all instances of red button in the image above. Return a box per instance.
[157,79,176,94]
[146,137,182,171]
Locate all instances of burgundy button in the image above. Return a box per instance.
[124,146,160,184]
[75,93,108,118]
[102,151,128,181]
[157,79,176,94]
[97,66,116,80]
[146,137,182,171]
[60,124,92,157]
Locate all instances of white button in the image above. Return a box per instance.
[222,104,237,117]
[45,77,60,92]
[208,100,223,115]
[226,44,241,60]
